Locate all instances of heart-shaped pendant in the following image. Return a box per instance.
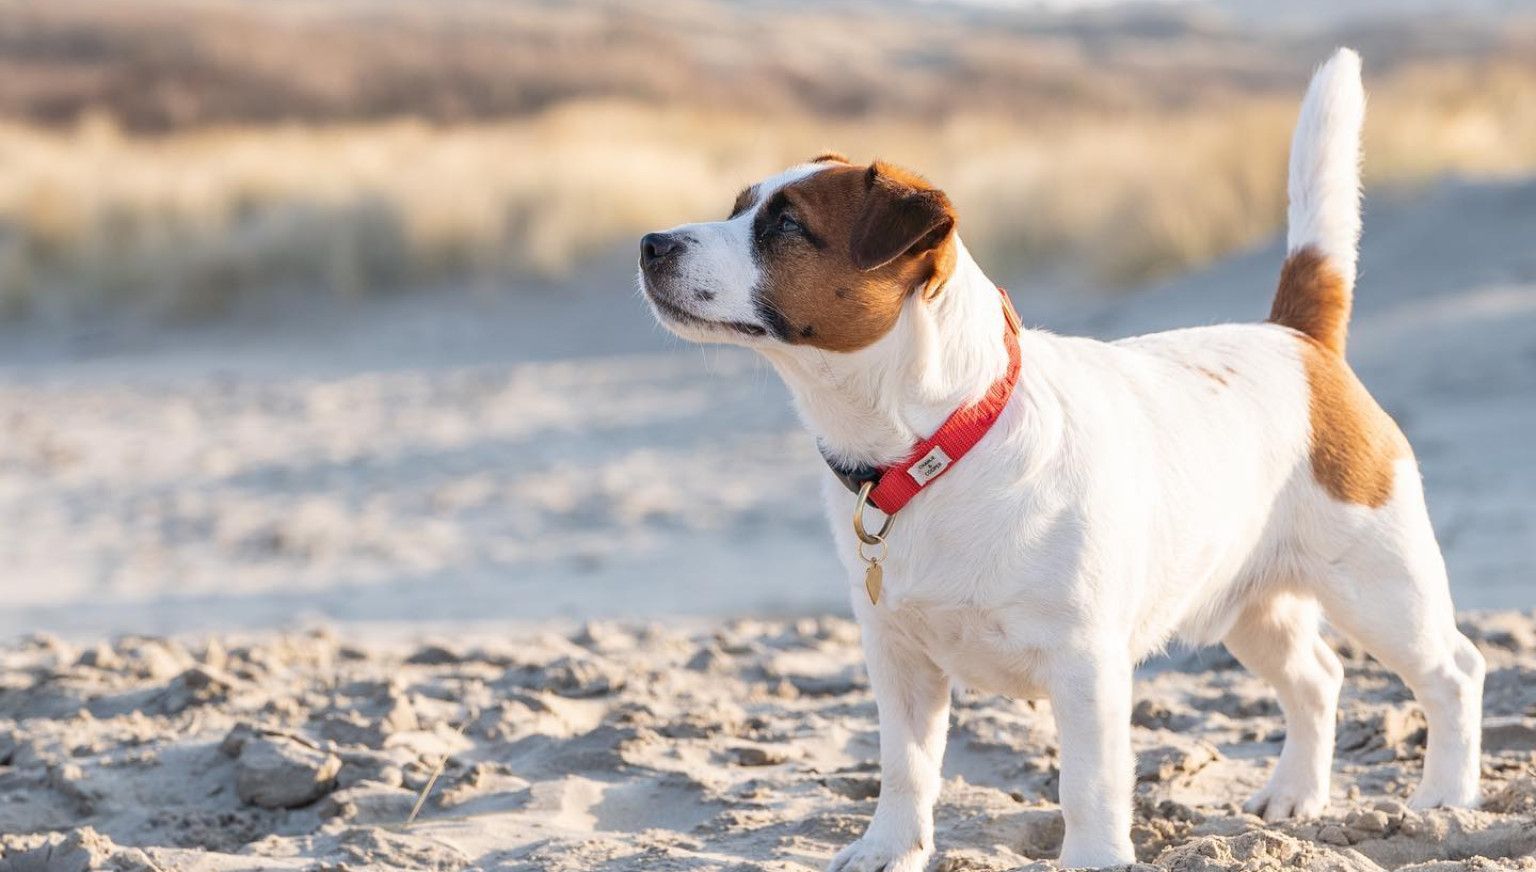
[864,560,883,605]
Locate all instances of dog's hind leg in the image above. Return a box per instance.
[1223,590,1344,820]
[1313,473,1486,809]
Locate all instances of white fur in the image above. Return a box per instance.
[1288,48,1365,289]
[640,51,1482,870]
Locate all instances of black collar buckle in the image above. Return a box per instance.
[818,441,882,496]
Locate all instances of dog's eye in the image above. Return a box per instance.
[776,213,803,234]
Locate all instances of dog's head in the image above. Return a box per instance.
[638,154,957,353]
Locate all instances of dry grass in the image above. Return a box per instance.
[1,1,1535,319]
[5,53,1536,320]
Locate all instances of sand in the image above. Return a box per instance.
[2,612,1534,870]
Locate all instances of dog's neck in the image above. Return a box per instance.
[760,238,1014,469]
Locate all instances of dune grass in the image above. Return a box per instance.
[5,57,1536,322]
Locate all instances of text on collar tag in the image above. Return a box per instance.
[906,446,952,486]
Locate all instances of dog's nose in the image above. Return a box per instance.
[641,232,683,268]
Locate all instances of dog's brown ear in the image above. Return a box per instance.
[849,162,956,273]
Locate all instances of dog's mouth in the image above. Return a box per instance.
[642,281,767,338]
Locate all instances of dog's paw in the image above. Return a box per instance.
[1407,779,1480,810]
[1057,840,1136,870]
[826,836,929,872]
[1243,778,1328,821]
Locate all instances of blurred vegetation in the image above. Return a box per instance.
[1,0,1535,320]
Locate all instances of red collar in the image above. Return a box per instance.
[822,287,1022,515]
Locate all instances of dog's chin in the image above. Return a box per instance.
[640,275,769,345]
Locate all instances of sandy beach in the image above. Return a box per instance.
[2,3,1534,868]
[2,612,1534,871]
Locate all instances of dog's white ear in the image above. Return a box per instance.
[849,162,956,274]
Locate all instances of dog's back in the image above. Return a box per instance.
[1077,50,1416,644]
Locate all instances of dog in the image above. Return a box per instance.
[637,49,1484,869]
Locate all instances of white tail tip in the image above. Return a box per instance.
[1286,48,1365,289]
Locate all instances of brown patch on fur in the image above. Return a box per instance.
[1296,335,1411,508]
[1193,365,1229,386]
[810,151,849,164]
[758,161,956,352]
[1271,245,1406,505]
[730,185,759,219]
[1271,246,1351,354]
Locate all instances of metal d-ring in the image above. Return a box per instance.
[857,538,888,564]
[852,481,894,545]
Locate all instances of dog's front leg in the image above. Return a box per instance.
[828,620,950,872]
[1047,648,1136,868]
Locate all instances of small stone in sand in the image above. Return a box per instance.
[733,746,790,767]
[236,735,342,809]
[1136,739,1221,783]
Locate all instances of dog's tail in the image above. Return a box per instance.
[1270,48,1364,355]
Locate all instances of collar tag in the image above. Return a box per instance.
[821,287,1021,517]
[906,445,952,486]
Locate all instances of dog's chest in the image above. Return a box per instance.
[835,480,1074,696]
[888,605,1052,698]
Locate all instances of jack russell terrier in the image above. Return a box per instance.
[637,49,1484,869]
